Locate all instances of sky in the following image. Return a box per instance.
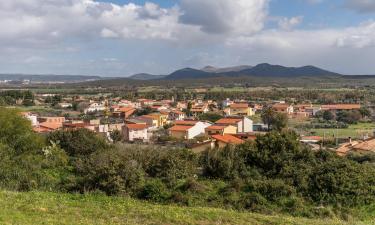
[2,0,375,76]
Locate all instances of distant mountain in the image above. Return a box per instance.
[129,73,166,80]
[201,65,253,73]
[164,68,219,80]
[225,63,340,77]
[163,63,340,80]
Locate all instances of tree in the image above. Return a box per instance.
[359,107,371,119]
[261,107,275,131]
[322,110,334,121]
[185,101,193,117]
[337,110,362,124]
[272,113,288,131]
[0,107,43,154]
[110,130,123,143]
[261,107,288,131]
[198,113,223,123]
[47,129,110,158]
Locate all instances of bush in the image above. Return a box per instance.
[47,129,109,157]
[139,179,170,202]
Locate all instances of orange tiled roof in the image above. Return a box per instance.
[169,125,193,132]
[39,122,63,130]
[205,125,226,131]
[33,126,52,133]
[125,124,149,130]
[215,118,242,124]
[142,114,160,119]
[230,103,249,108]
[321,104,361,110]
[212,134,245,144]
[175,120,198,126]
[118,107,135,112]
[171,110,185,115]
[352,138,375,152]
[273,103,290,109]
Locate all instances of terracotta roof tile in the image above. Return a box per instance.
[215,118,242,124]
[169,125,193,132]
[230,103,249,108]
[205,125,226,131]
[125,124,149,130]
[212,134,245,144]
[321,104,361,110]
[175,120,198,126]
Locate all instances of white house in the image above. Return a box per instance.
[215,117,253,133]
[169,121,212,139]
[84,102,106,114]
[222,98,233,108]
[21,112,38,126]
[123,124,151,142]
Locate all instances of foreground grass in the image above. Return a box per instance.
[0,191,372,225]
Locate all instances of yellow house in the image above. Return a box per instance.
[227,103,255,116]
[142,113,168,127]
[205,125,237,136]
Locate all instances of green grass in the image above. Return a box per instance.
[309,123,375,139]
[0,191,372,225]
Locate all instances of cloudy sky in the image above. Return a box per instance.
[2,0,375,76]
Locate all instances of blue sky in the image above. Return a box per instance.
[1,0,375,76]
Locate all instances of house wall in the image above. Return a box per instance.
[223,125,237,135]
[188,122,211,139]
[137,117,156,127]
[191,142,214,153]
[126,128,148,141]
[170,130,187,139]
[243,117,253,133]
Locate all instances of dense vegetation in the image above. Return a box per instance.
[1,107,375,221]
[0,90,34,106]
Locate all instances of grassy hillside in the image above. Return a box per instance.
[0,191,371,225]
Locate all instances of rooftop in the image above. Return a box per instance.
[169,125,193,132]
[212,134,245,144]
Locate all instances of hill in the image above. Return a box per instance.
[225,63,340,77]
[0,191,366,225]
[163,63,340,80]
[201,65,253,73]
[164,68,219,80]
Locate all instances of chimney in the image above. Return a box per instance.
[349,137,352,144]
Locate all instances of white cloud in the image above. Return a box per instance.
[179,0,269,35]
[278,16,303,31]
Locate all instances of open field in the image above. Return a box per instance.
[308,123,375,139]
[1,191,373,225]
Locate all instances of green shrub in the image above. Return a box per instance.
[139,179,170,202]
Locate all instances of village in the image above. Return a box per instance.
[18,93,374,156]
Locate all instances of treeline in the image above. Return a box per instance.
[1,107,375,219]
[110,88,373,105]
[0,90,34,106]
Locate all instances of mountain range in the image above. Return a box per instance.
[129,63,341,80]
